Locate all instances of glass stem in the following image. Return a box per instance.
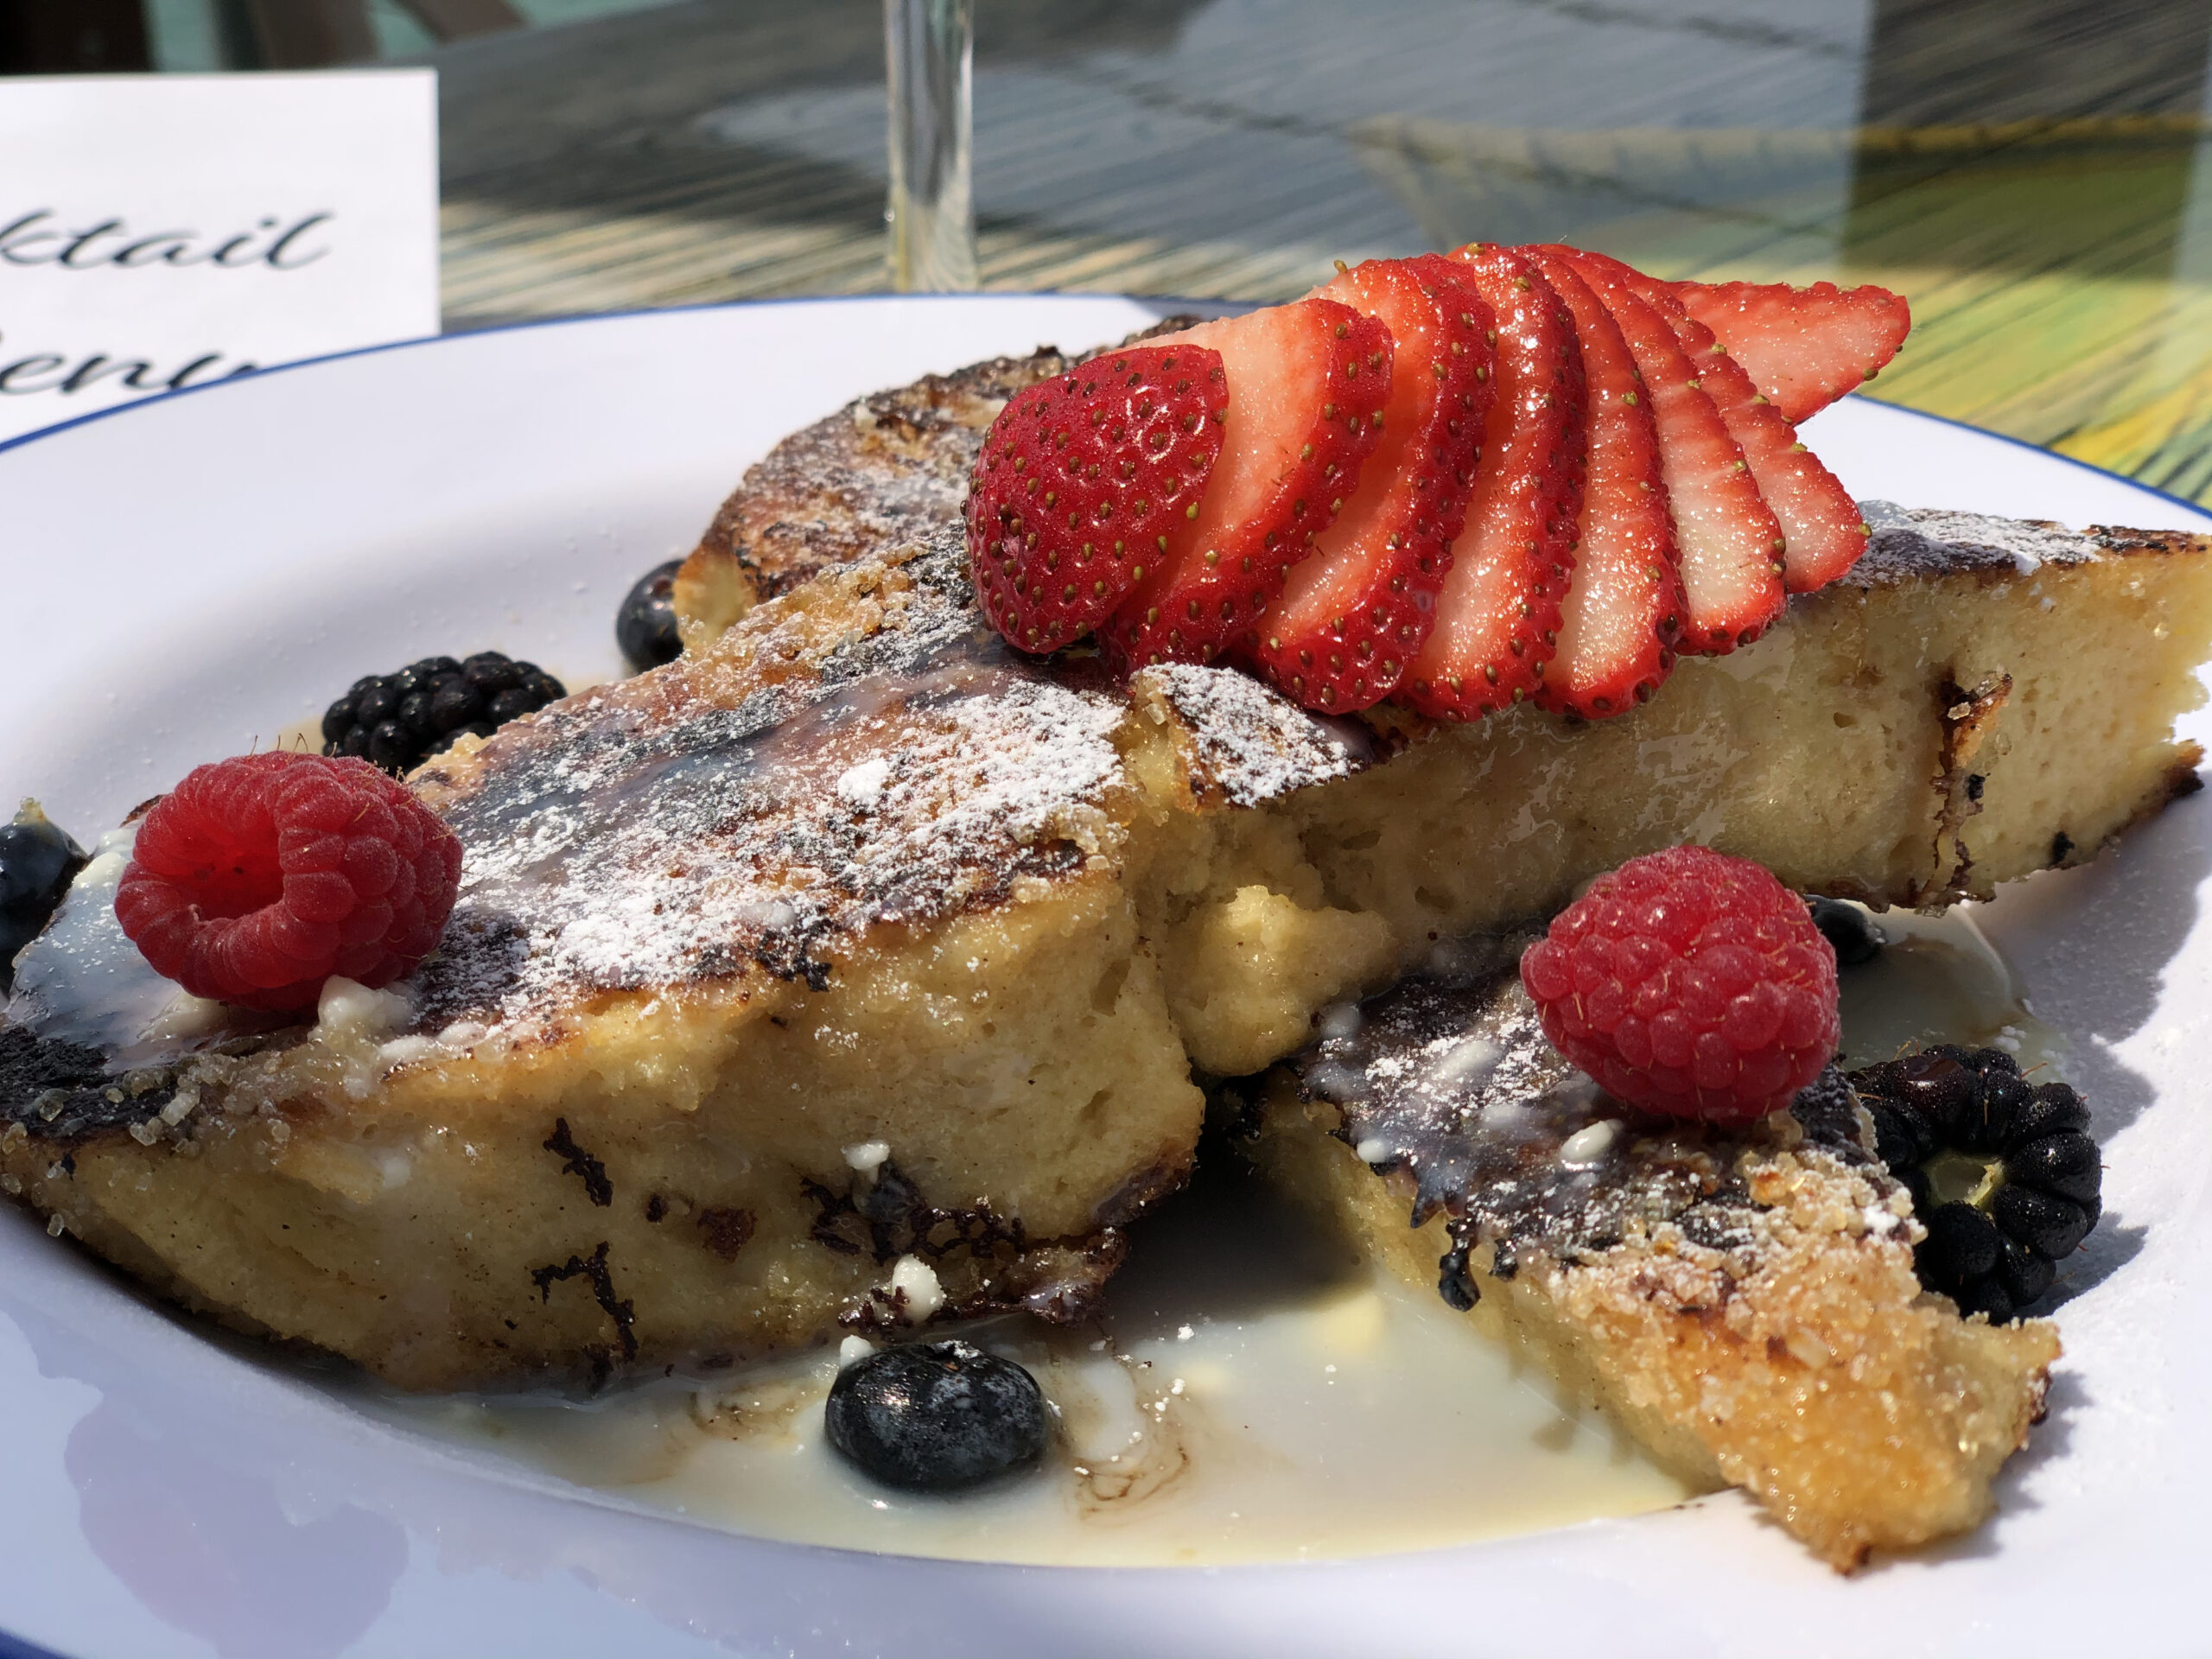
[884,0,978,292]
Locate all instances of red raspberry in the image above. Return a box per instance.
[1519,845,1839,1125]
[114,752,463,1014]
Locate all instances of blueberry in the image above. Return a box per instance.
[824,1339,1050,1492]
[0,810,88,996]
[486,687,537,724]
[1807,896,1885,966]
[616,560,684,673]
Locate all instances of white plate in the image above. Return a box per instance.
[1,296,2209,1659]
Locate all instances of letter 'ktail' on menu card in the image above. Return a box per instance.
[0,70,438,443]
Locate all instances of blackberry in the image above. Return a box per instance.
[616,559,683,673]
[1807,895,1885,967]
[0,804,87,995]
[824,1339,1050,1492]
[321,652,564,777]
[1848,1044,2100,1321]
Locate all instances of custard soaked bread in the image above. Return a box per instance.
[1247,947,2059,1570]
[1,493,2205,1392]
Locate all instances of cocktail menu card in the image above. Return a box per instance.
[0,70,438,444]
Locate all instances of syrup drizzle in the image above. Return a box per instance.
[1287,935,1882,1288]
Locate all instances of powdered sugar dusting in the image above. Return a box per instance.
[408,538,1125,1033]
[1137,663,1376,807]
[1857,500,2097,582]
[1290,936,1886,1279]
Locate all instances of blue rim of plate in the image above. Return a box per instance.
[0,291,2208,527]
[0,291,2204,1659]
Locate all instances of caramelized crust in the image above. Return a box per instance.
[673,320,1199,650]
[673,346,1077,648]
[1240,943,2063,1569]
[1253,1090,2057,1568]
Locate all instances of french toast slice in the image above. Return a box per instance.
[1,328,2207,1402]
[1245,946,2060,1570]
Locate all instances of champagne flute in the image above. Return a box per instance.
[884,0,978,292]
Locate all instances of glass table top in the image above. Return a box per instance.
[132,0,2212,509]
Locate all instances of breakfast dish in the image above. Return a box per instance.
[3,292,2212,1658]
[1,241,2209,1607]
[4,496,2200,1402]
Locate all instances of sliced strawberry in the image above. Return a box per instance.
[1669,278,1910,424]
[1541,247,1784,653]
[1402,244,1586,719]
[1586,255,1868,591]
[967,344,1226,654]
[1241,256,1496,711]
[1106,299,1390,670]
[1521,250,1684,717]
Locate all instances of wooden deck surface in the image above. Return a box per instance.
[426,0,2212,508]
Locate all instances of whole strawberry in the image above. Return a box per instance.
[967,342,1226,655]
[1519,844,1838,1124]
[115,751,462,1013]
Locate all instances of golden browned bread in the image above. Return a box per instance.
[3,543,1205,1390]
[1244,950,2059,1569]
[671,344,1075,648]
[1,345,2205,1402]
[673,320,1197,649]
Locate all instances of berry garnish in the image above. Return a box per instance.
[0,804,88,996]
[824,1339,1050,1491]
[1106,299,1389,670]
[1807,895,1885,967]
[1848,1045,2100,1322]
[1669,277,1911,425]
[321,652,565,777]
[616,559,684,672]
[1242,256,1495,711]
[968,343,1228,656]
[114,752,463,1013]
[1521,249,1682,718]
[1596,256,1867,593]
[956,245,1910,719]
[1402,244,1587,719]
[1519,844,1840,1125]
[1542,246,1786,654]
